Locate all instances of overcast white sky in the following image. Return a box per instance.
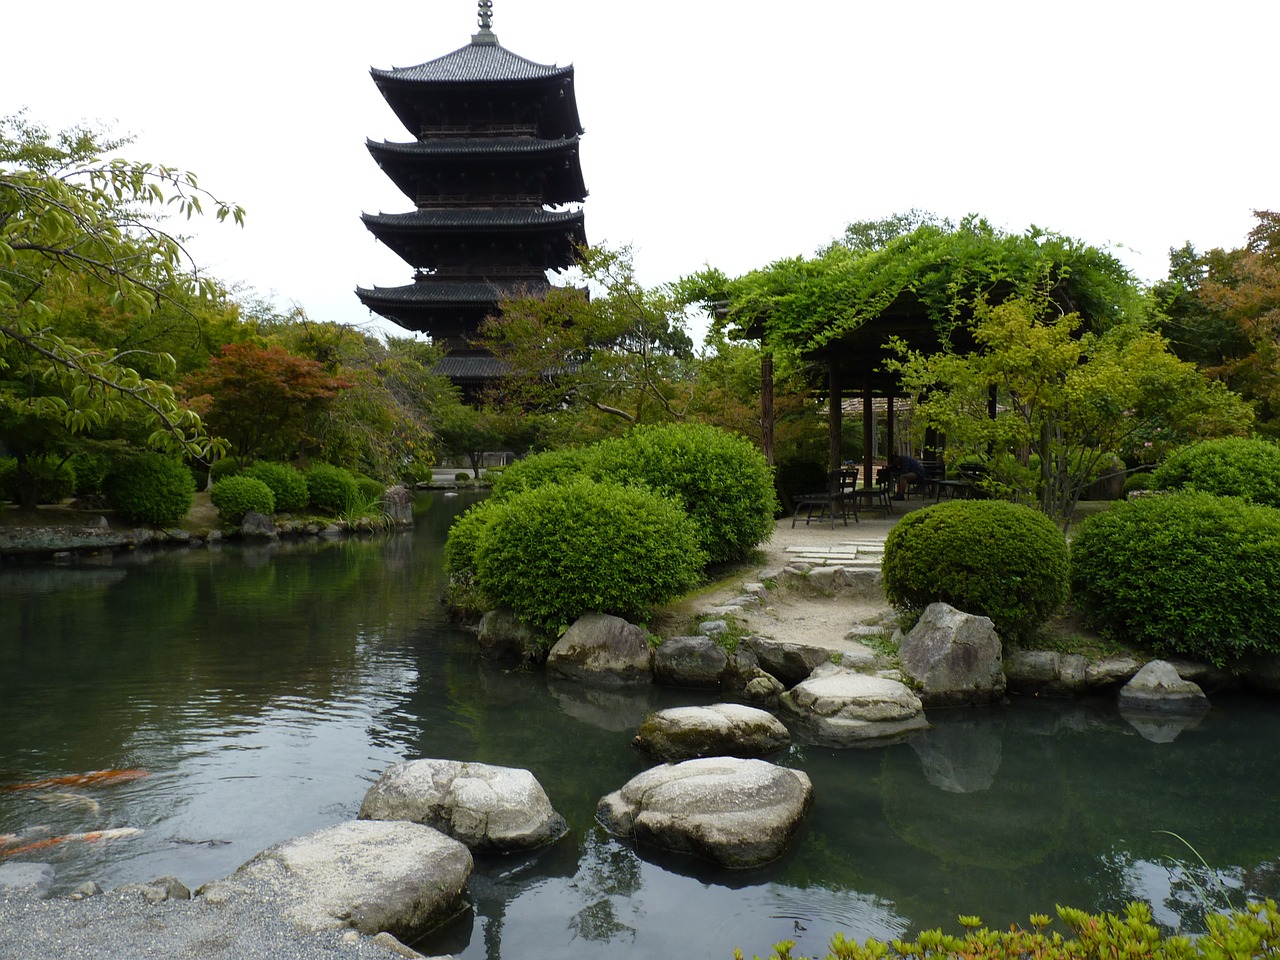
[4,1,1276,346]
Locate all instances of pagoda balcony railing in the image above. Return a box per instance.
[417,265,551,280]
[416,194,544,207]
[419,123,538,137]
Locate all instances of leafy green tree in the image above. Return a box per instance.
[181,342,351,462]
[271,314,454,481]
[890,294,1251,527]
[1155,211,1280,434]
[478,244,697,424]
[0,113,243,461]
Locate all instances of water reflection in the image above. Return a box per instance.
[3,495,1280,959]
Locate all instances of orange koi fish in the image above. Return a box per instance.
[1,769,149,792]
[0,827,144,858]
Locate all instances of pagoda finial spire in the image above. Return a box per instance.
[472,0,498,45]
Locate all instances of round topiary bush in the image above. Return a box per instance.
[208,457,243,483]
[355,474,386,503]
[1150,437,1280,507]
[211,474,277,524]
[1070,490,1280,665]
[883,499,1069,643]
[488,447,598,501]
[592,423,777,565]
[473,478,706,634]
[307,463,360,514]
[104,452,196,526]
[242,462,309,513]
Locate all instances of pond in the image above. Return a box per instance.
[2,492,1279,958]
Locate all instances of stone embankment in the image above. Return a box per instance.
[0,486,416,562]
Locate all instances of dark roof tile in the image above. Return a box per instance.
[372,42,571,84]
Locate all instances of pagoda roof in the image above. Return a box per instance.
[355,277,550,308]
[362,207,584,231]
[372,41,572,85]
[367,135,581,158]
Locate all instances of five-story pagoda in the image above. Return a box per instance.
[356,1,587,394]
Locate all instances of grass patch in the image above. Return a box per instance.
[1025,605,1139,660]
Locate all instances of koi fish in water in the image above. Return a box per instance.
[0,769,149,791]
[0,827,144,858]
[33,792,103,816]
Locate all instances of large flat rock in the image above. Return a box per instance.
[596,757,811,868]
[200,820,472,940]
[634,703,790,761]
[359,758,567,853]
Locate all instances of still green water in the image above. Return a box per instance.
[2,493,1279,958]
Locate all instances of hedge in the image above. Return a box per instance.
[103,453,196,526]
[1150,437,1280,507]
[472,478,706,634]
[241,462,309,513]
[211,475,277,524]
[1070,490,1280,664]
[882,499,1069,643]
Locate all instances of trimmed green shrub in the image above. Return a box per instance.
[104,453,196,526]
[592,423,777,565]
[355,474,386,503]
[0,458,15,502]
[1150,437,1280,507]
[489,447,598,501]
[242,462,309,513]
[1121,471,1152,497]
[67,452,109,496]
[454,472,471,483]
[883,500,1069,643]
[0,456,77,504]
[473,478,706,634]
[307,463,361,514]
[444,498,503,580]
[1070,491,1280,664]
[208,457,243,482]
[211,475,276,523]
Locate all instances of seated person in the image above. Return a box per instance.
[887,453,927,500]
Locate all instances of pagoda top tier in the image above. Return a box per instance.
[371,3,581,139]
[372,42,572,86]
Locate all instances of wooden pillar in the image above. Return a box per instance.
[862,373,874,489]
[886,394,896,458]
[827,355,842,473]
[761,349,775,466]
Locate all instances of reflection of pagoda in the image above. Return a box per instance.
[357,1,587,396]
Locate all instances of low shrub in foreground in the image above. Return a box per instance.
[593,423,777,565]
[307,463,360,514]
[104,452,196,526]
[472,478,706,634]
[1070,491,1280,664]
[883,499,1069,643]
[211,475,276,524]
[739,899,1280,960]
[1150,437,1280,507]
[242,462,309,513]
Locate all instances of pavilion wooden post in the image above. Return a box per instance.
[886,395,896,460]
[862,373,874,489]
[827,354,842,473]
[761,349,775,466]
